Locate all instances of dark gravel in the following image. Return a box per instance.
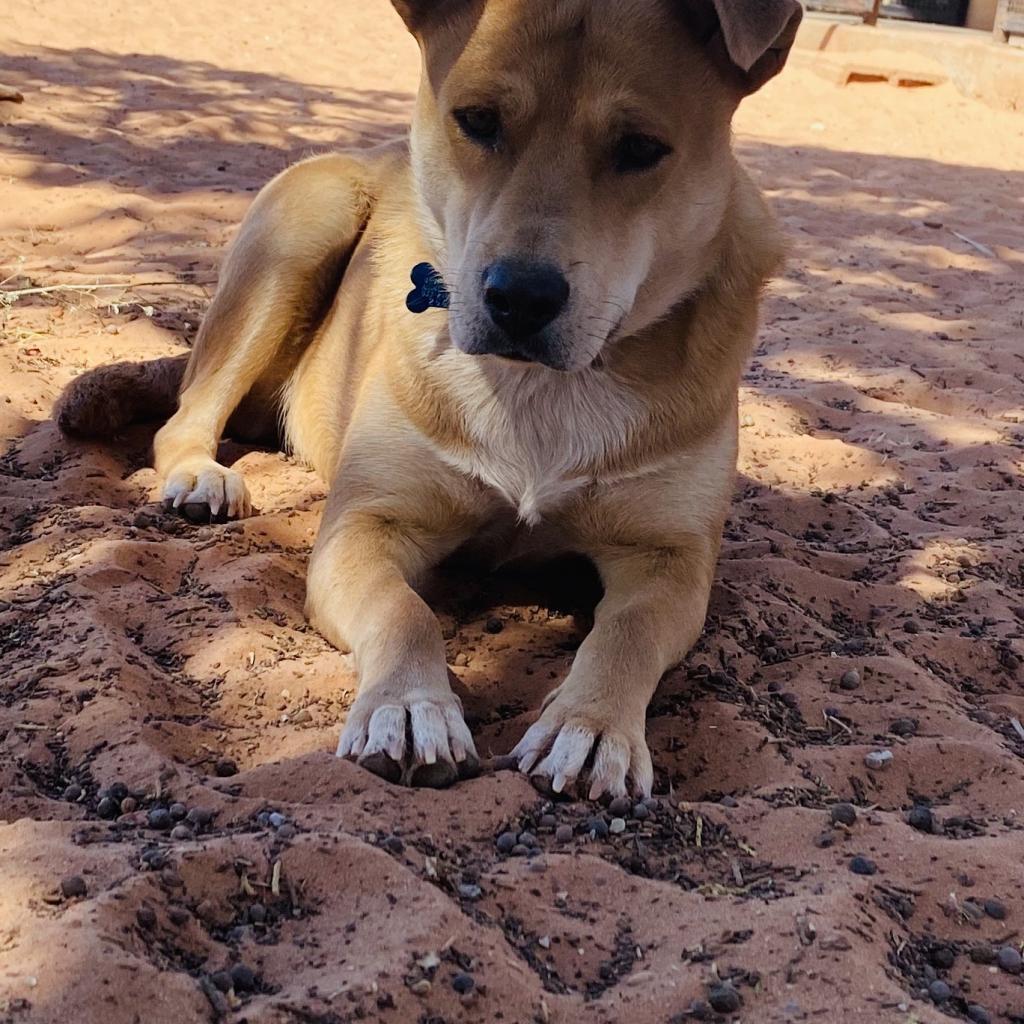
[996,946,1022,974]
[830,803,857,827]
[840,669,861,691]
[849,856,877,876]
[907,806,934,833]
[451,972,475,994]
[96,797,119,820]
[707,984,741,1014]
[983,898,1007,921]
[60,875,87,899]
[148,807,172,831]
[230,964,257,993]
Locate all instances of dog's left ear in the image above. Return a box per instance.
[392,0,465,33]
[689,0,804,94]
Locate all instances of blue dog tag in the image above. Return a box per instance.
[406,262,450,313]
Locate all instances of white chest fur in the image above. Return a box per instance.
[436,360,648,526]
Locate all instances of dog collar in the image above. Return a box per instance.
[406,262,450,313]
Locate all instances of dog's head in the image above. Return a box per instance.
[394,0,801,371]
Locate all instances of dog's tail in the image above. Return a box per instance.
[54,354,187,438]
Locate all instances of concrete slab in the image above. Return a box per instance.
[795,13,1024,110]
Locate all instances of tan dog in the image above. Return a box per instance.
[57,0,801,800]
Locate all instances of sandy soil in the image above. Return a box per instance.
[2,4,1024,1023]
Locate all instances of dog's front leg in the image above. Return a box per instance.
[307,461,489,788]
[512,537,717,801]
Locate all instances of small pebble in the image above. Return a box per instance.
[907,806,934,833]
[903,619,920,634]
[967,1005,992,1024]
[609,818,627,834]
[643,797,660,811]
[555,824,573,843]
[840,669,861,691]
[384,835,405,855]
[452,973,475,994]
[496,831,517,854]
[136,906,157,929]
[60,876,87,899]
[707,984,741,1014]
[458,883,482,900]
[511,844,529,857]
[983,898,1007,921]
[969,945,996,965]
[518,831,538,848]
[214,759,238,778]
[97,797,119,820]
[484,617,504,634]
[890,718,918,737]
[230,964,257,993]
[120,797,137,814]
[719,795,739,809]
[849,856,877,876]
[107,782,129,802]
[815,831,835,849]
[864,750,893,771]
[256,811,271,828]
[170,824,193,841]
[141,848,168,870]
[830,803,857,827]
[168,907,190,927]
[687,1000,710,1020]
[248,903,267,924]
[62,784,83,802]
[277,823,297,840]
[588,817,610,839]
[410,979,431,996]
[929,946,955,969]
[996,946,1022,974]
[632,803,650,820]
[539,814,557,829]
[148,808,172,831]
[186,807,215,828]
[268,812,287,830]
[608,796,632,817]
[928,980,951,1005]
[210,971,232,994]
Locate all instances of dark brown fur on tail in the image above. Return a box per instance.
[55,355,186,438]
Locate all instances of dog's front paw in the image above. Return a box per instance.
[338,690,479,788]
[162,459,252,522]
[511,691,653,801]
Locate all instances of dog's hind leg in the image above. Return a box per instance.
[153,153,378,520]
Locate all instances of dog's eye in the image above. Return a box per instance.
[614,133,672,174]
[453,106,501,149]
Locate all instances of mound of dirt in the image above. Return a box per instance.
[2,3,1023,1023]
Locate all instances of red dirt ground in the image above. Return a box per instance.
[1,3,1023,1023]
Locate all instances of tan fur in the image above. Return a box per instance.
[57,0,798,798]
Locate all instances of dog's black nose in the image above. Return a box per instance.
[483,260,569,340]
